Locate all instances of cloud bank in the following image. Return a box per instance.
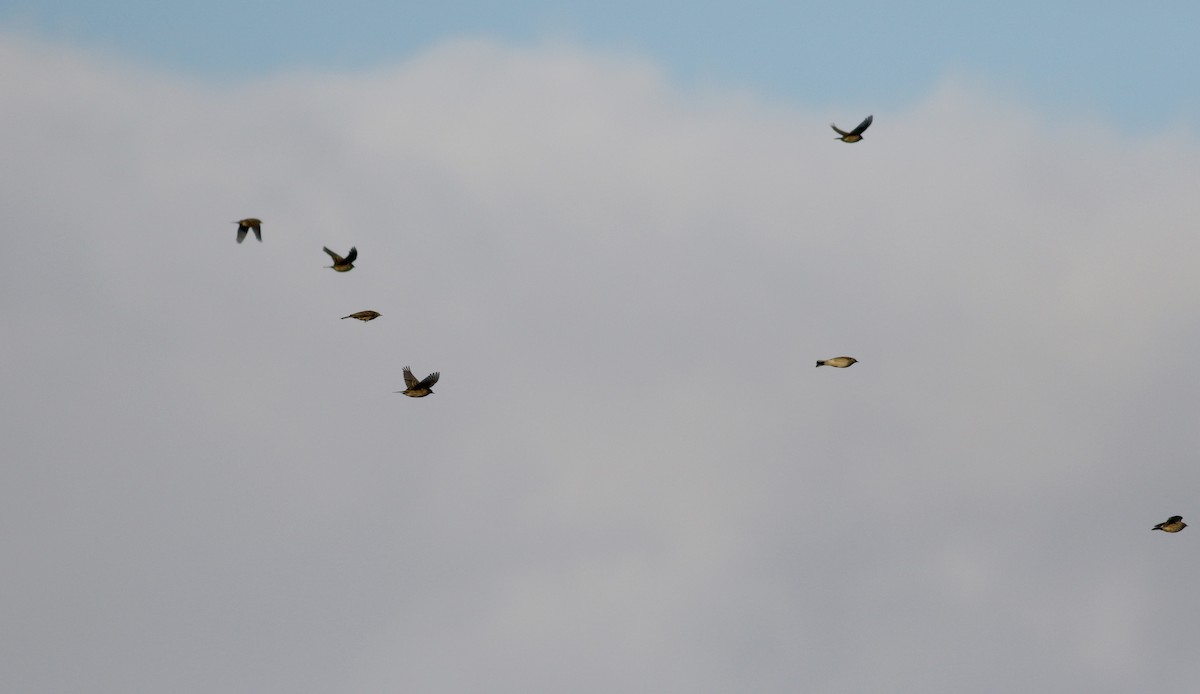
[3,33,1200,694]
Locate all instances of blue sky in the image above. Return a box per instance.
[5,0,1199,129]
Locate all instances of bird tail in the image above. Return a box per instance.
[815,361,825,367]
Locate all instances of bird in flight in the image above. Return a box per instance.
[1153,516,1187,533]
[324,246,357,272]
[831,115,873,143]
[396,367,439,397]
[342,310,381,322]
[816,356,858,368]
[235,218,262,243]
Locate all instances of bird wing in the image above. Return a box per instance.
[830,123,851,137]
[236,224,248,243]
[403,367,419,389]
[850,114,874,136]
[344,246,358,263]
[1169,516,1184,523]
[251,223,262,242]
[418,371,440,389]
[323,247,344,263]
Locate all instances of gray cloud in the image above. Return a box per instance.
[3,32,1200,694]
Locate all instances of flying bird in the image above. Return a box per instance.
[816,356,858,368]
[235,218,262,243]
[342,310,381,322]
[831,115,873,142]
[396,367,439,397]
[324,246,357,272]
[1153,516,1187,533]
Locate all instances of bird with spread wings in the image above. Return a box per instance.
[831,115,874,142]
[396,367,439,397]
[323,246,357,272]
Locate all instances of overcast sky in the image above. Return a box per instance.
[3,4,1200,694]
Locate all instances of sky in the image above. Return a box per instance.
[3,3,1200,694]
[4,1,1200,129]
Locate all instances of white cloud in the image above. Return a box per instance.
[3,32,1200,694]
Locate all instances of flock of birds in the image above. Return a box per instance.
[233,112,1186,534]
[232,219,439,398]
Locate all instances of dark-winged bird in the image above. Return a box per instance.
[396,366,439,397]
[235,218,262,243]
[342,310,381,322]
[1153,516,1187,533]
[831,115,873,142]
[816,356,858,368]
[324,246,357,272]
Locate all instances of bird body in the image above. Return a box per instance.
[831,115,873,142]
[396,367,439,397]
[342,310,381,322]
[324,246,357,272]
[816,356,858,368]
[1153,516,1187,532]
[235,218,262,243]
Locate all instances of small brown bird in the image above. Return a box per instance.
[816,356,858,368]
[324,246,357,272]
[342,310,381,322]
[396,367,439,397]
[235,218,262,243]
[1153,516,1187,533]
[831,115,873,142]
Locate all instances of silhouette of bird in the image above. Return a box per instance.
[396,367,439,397]
[831,115,873,142]
[342,310,381,322]
[235,218,262,243]
[1153,516,1187,533]
[324,246,357,272]
[816,356,858,368]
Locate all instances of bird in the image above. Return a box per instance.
[816,357,858,368]
[342,310,381,322]
[1153,516,1187,533]
[831,115,873,142]
[324,246,357,272]
[396,367,439,397]
[234,218,262,243]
